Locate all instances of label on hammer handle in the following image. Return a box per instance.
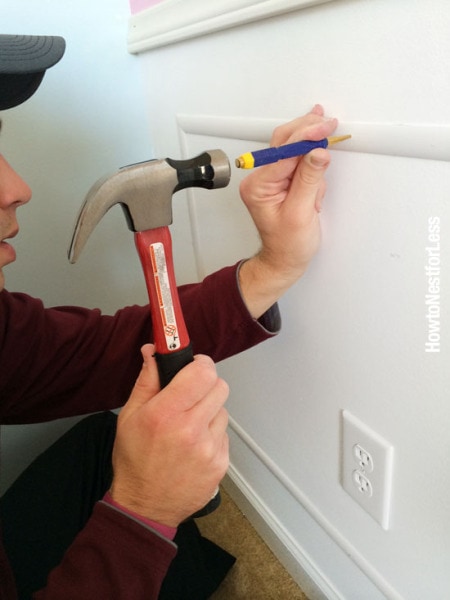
[149,242,181,352]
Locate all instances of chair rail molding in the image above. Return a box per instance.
[128,0,335,53]
[177,114,450,163]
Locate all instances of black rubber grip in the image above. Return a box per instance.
[155,344,194,388]
[155,343,222,518]
[190,489,222,519]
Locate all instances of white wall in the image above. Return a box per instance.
[129,1,449,599]
[1,1,449,599]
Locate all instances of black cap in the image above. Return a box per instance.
[0,34,66,110]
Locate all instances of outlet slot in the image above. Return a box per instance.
[341,410,394,530]
[352,469,373,496]
[353,444,374,473]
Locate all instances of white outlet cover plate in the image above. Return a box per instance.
[341,410,394,530]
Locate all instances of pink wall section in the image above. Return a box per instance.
[129,0,164,15]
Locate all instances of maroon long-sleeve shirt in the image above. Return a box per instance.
[0,263,280,599]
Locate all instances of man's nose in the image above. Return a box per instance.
[0,155,32,209]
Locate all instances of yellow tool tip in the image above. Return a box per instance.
[327,134,352,145]
[235,152,254,169]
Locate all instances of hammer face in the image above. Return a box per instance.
[166,150,231,193]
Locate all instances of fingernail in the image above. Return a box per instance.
[310,155,329,168]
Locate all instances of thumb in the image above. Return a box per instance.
[291,148,330,213]
[124,344,161,413]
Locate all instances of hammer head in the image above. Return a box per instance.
[68,149,230,263]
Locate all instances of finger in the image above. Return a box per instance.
[188,376,229,426]
[314,179,327,213]
[213,429,230,480]
[288,148,330,213]
[156,354,220,413]
[209,405,229,437]
[301,117,338,143]
[271,113,323,146]
[256,136,332,189]
[206,425,230,485]
[310,103,324,116]
[123,344,161,413]
[270,107,336,147]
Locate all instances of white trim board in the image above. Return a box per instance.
[222,471,336,600]
[177,113,450,163]
[128,0,336,53]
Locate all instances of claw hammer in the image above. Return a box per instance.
[68,150,231,515]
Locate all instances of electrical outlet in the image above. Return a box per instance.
[341,410,394,530]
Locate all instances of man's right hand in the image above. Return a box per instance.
[110,344,229,528]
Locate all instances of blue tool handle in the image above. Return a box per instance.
[252,138,329,167]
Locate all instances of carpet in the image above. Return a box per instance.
[196,487,309,600]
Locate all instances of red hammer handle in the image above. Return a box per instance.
[135,227,221,517]
[135,227,194,387]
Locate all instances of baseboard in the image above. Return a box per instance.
[222,469,342,600]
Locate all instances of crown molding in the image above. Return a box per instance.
[128,0,335,53]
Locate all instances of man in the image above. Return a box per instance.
[0,34,337,599]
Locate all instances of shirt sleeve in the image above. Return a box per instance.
[33,502,177,600]
[0,262,280,424]
[102,492,177,541]
[179,262,281,362]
